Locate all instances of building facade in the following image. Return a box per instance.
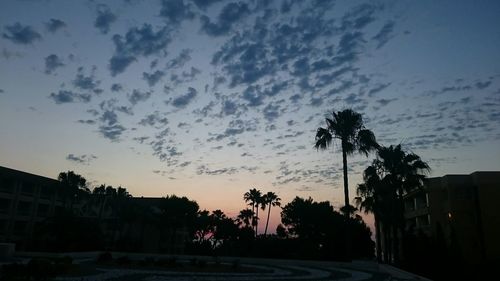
[0,166,65,250]
[404,171,500,265]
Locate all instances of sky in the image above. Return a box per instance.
[1,0,500,234]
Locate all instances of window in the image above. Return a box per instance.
[37,204,50,217]
[21,182,35,195]
[0,220,6,234]
[0,198,11,213]
[13,221,27,235]
[0,178,16,193]
[17,201,32,216]
[40,186,53,199]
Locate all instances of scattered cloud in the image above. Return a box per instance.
[45,19,66,33]
[66,154,97,164]
[172,87,197,108]
[143,70,165,87]
[128,89,151,105]
[2,22,42,44]
[44,54,64,74]
[159,0,194,25]
[372,21,395,49]
[200,2,250,36]
[109,24,171,76]
[94,4,117,34]
[49,90,91,104]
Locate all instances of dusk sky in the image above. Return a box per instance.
[1,0,499,233]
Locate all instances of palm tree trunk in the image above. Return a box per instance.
[341,141,351,260]
[341,143,349,210]
[264,204,271,235]
[374,213,382,262]
[255,206,259,236]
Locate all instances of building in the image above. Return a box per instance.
[0,166,188,254]
[0,166,65,250]
[404,171,500,265]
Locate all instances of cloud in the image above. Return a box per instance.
[49,90,91,104]
[172,87,197,108]
[44,54,64,74]
[94,5,117,34]
[191,0,223,10]
[77,119,96,125]
[66,154,97,164]
[166,49,192,69]
[73,67,101,91]
[109,24,171,75]
[111,83,123,92]
[143,70,165,86]
[263,103,281,122]
[99,124,126,141]
[221,99,239,116]
[376,98,397,106]
[128,89,151,105]
[159,0,194,25]
[340,3,379,31]
[372,21,395,49]
[368,83,391,97]
[200,2,250,36]
[45,19,66,33]
[196,164,238,176]
[139,111,168,128]
[2,22,42,44]
[211,118,257,141]
[475,80,492,89]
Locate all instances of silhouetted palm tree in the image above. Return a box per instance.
[315,109,379,215]
[261,192,281,236]
[243,188,262,235]
[237,209,254,228]
[356,144,430,263]
[355,164,389,262]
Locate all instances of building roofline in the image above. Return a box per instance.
[0,165,59,184]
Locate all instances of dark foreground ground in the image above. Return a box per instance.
[1,252,431,281]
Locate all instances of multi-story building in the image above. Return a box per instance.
[404,171,500,265]
[0,166,65,250]
[0,166,189,254]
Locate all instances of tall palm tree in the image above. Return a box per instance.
[243,188,262,235]
[356,144,430,263]
[261,192,281,236]
[315,109,379,215]
[355,164,390,262]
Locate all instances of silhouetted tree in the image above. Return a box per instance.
[243,188,262,235]
[356,144,430,263]
[237,209,254,228]
[314,109,379,215]
[261,191,281,235]
[281,196,374,260]
[58,171,89,208]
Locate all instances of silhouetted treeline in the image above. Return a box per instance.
[25,171,375,261]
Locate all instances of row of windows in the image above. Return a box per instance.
[0,199,53,217]
[1,179,60,198]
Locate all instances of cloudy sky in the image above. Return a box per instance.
[1,0,499,232]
